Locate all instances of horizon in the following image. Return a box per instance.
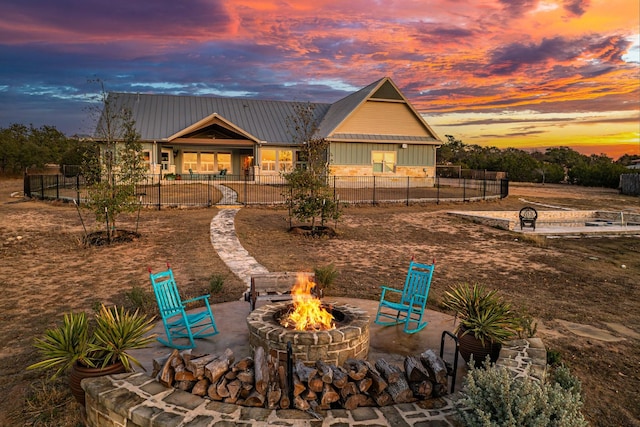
[1,0,638,160]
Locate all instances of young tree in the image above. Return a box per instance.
[283,102,341,235]
[83,83,147,243]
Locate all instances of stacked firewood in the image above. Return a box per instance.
[153,347,449,411]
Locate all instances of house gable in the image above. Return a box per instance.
[167,113,257,147]
[324,77,440,144]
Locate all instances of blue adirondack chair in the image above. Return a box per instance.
[374,260,435,333]
[148,265,219,349]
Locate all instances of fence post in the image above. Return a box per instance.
[40,175,44,200]
[436,175,440,205]
[372,176,376,206]
[76,175,81,205]
[56,175,59,199]
[406,176,410,206]
[157,174,161,210]
[208,174,212,207]
[463,178,466,201]
[23,171,30,198]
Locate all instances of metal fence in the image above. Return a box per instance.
[24,173,509,208]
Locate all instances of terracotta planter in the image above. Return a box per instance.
[457,330,502,368]
[69,362,126,406]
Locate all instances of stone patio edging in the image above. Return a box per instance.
[81,337,546,427]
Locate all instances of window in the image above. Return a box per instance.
[279,150,293,172]
[217,153,231,172]
[200,153,215,172]
[261,149,276,171]
[142,151,151,170]
[161,151,170,171]
[372,151,396,173]
[183,152,198,172]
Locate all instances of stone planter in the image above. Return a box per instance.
[69,362,126,406]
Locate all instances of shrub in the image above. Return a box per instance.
[125,285,157,315]
[209,273,225,294]
[456,361,587,427]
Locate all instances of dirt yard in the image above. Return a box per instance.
[0,178,638,426]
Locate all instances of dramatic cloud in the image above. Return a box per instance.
[0,0,637,157]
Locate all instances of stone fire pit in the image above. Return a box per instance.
[247,301,370,366]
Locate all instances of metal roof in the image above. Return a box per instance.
[97,77,440,145]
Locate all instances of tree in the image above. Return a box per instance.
[283,102,341,235]
[83,82,147,243]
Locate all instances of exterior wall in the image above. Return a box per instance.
[335,101,429,136]
[330,164,436,178]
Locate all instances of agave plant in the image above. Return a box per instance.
[28,304,157,379]
[443,283,517,346]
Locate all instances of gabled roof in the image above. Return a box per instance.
[99,77,441,145]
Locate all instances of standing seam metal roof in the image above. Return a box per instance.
[99,77,436,144]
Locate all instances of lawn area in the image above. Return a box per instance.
[0,178,638,426]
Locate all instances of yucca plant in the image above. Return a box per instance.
[28,304,157,379]
[443,283,517,346]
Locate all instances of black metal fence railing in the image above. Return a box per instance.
[24,173,509,209]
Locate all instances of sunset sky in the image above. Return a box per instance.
[1,0,638,159]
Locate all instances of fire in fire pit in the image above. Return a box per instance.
[279,274,334,331]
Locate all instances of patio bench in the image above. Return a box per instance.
[244,271,315,311]
[519,206,538,230]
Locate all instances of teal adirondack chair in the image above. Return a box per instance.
[148,265,219,349]
[374,260,435,333]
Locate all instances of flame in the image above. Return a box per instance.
[280,273,335,331]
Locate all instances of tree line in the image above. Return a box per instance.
[0,124,638,189]
[437,135,638,188]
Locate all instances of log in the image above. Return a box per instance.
[159,349,180,387]
[240,382,253,398]
[330,365,348,388]
[216,377,230,398]
[404,356,430,382]
[343,393,371,410]
[307,375,324,393]
[356,377,372,393]
[295,360,317,383]
[386,375,414,403]
[302,389,317,401]
[191,379,209,396]
[363,361,387,393]
[204,348,235,384]
[292,373,306,397]
[410,380,433,399]
[293,395,310,411]
[254,346,270,395]
[320,383,340,406]
[371,390,393,407]
[374,358,401,383]
[185,353,221,379]
[244,389,266,407]
[225,370,237,380]
[316,360,333,383]
[344,359,368,380]
[232,356,254,372]
[207,383,223,400]
[227,379,242,400]
[420,349,449,386]
[278,365,290,409]
[236,368,254,384]
[340,381,358,399]
[152,353,171,378]
[267,384,281,409]
[175,380,196,391]
[175,369,196,382]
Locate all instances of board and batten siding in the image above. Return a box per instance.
[334,101,430,136]
[330,143,435,166]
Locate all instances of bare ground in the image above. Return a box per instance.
[0,179,639,426]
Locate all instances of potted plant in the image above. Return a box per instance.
[28,304,157,406]
[443,283,517,367]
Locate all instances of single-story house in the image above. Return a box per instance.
[98,77,442,180]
